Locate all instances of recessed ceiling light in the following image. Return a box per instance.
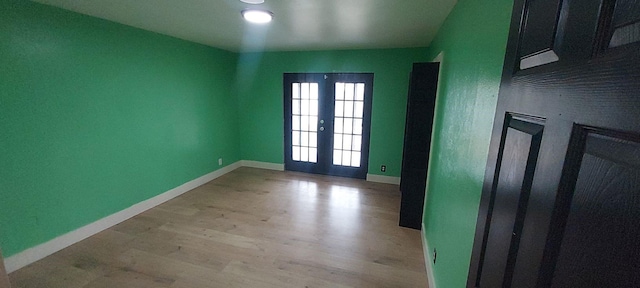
[241,9,273,24]
[239,0,265,4]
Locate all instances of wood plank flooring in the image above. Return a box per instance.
[8,167,428,287]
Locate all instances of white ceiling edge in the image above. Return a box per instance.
[29,0,458,52]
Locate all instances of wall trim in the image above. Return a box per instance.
[366,173,401,185]
[422,223,437,288]
[4,161,243,273]
[239,160,285,171]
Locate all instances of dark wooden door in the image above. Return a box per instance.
[468,0,640,287]
[284,73,374,179]
[399,63,439,229]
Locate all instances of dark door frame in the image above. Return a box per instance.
[283,73,374,179]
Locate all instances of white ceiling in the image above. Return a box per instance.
[31,0,457,52]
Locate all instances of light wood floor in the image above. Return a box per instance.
[9,167,428,287]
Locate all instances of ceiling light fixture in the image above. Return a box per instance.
[241,9,273,24]
[239,0,265,4]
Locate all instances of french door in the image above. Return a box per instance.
[284,73,373,179]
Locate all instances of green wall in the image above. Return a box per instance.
[421,0,513,287]
[236,49,428,177]
[1,3,514,287]
[0,0,240,257]
[0,0,426,260]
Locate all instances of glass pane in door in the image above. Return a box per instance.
[292,82,318,163]
[333,82,365,167]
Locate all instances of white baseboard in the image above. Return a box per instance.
[366,173,401,185]
[6,160,399,273]
[422,223,437,288]
[239,160,284,171]
[5,161,242,273]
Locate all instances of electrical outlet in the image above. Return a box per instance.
[218,157,223,166]
[433,248,437,264]
[381,165,386,172]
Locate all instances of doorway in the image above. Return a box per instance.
[283,73,374,179]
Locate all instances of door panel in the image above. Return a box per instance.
[284,73,373,179]
[518,0,563,69]
[469,0,640,287]
[518,0,620,71]
[604,0,640,49]
[477,115,544,287]
[548,128,640,287]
